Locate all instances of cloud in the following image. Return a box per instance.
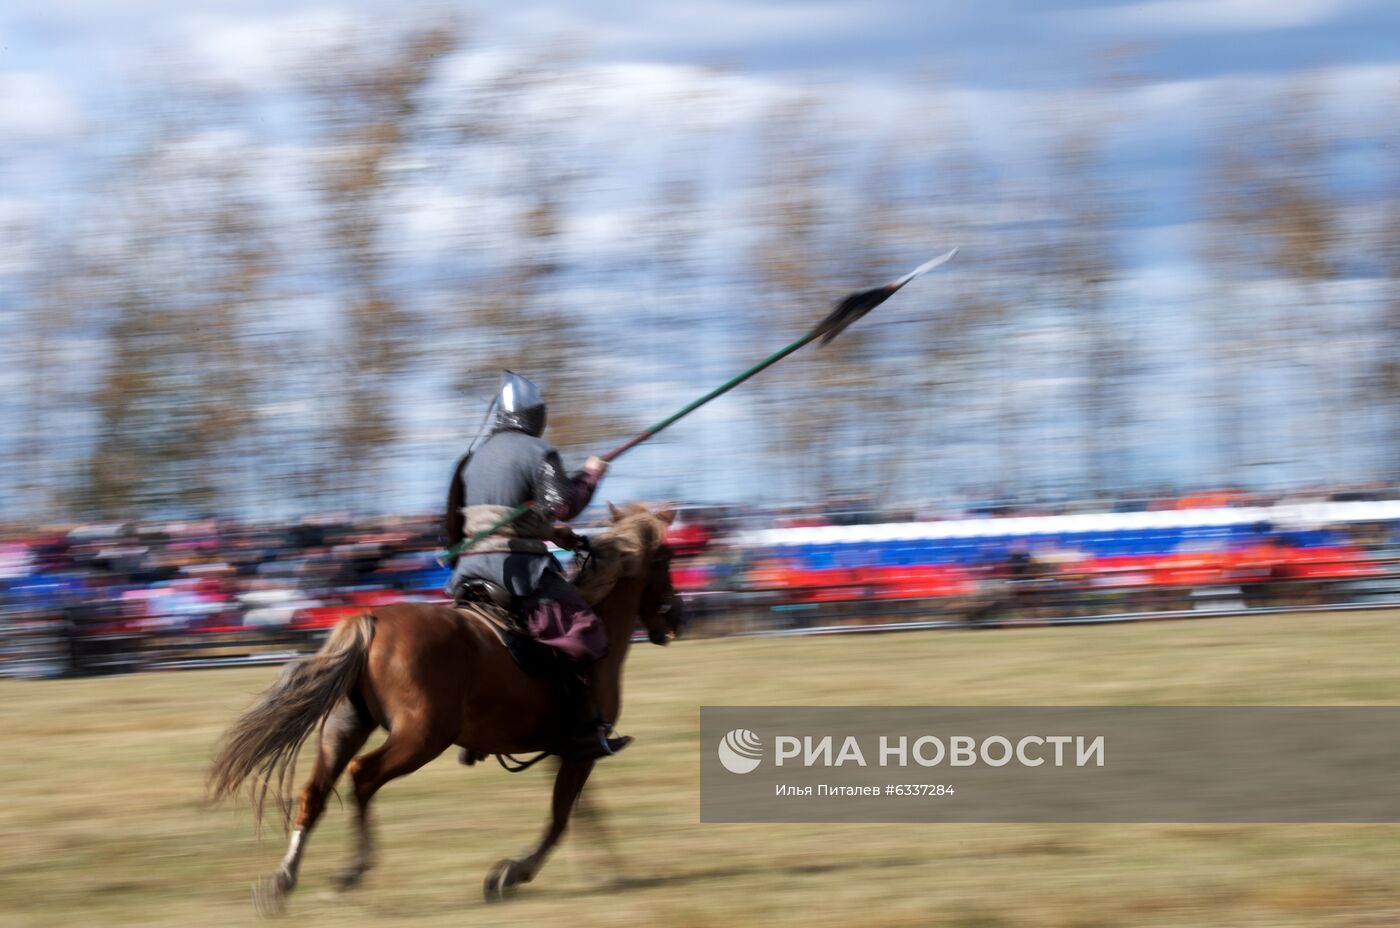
[583,1,873,54]
[483,0,869,51]
[1102,0,1358,32]
[0,72,82,141]
[175,7,359,93]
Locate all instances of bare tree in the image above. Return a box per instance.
[441,53,632,462]
[748,96,861,499]
[79,116,277,518]
[1367,136,1400,482]
[1043,112,1134,497]
[1202,135,1260,482]
[300,20,462,505]
[6,223,80,519]
[1203,82,1346,488]
[1259,87,1345,483]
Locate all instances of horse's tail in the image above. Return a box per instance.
[208,612,375,831]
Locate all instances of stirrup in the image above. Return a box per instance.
[593,716,633,756]
[599,729,633,756]
[559,723,632,761]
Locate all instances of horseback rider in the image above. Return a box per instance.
[444,371,630,761]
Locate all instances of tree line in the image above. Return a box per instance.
[3,21,1396,522]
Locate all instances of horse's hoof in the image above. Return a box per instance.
[252,875,288,918]
[329,867,364,893]
[483,859,525,902]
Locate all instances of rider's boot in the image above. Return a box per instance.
[556,664,631,761]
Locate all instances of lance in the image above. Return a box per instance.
[438,248,958,563]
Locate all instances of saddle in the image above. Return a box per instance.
[453,581,587,770]
[454,580,570,681]
[456,578,517,612]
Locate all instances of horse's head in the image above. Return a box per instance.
[636,514,683,645]
[578,502,683,645]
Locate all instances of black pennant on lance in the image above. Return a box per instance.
[812,248,959,345]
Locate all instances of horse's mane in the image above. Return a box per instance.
[575,503,668,605]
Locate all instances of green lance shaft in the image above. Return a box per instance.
[435,335,814,564]
[437,248,958,563]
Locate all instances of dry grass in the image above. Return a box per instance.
[3,610,1400,927]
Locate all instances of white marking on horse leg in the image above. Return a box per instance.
[279,828,307,885]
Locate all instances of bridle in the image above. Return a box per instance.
[639,546,680,641]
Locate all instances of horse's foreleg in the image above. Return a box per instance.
[574,785,625,878]
[484,756,595,901]
[255,699,373,916]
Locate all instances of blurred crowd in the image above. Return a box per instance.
[4,485,1399,678]
[0,515,445,635]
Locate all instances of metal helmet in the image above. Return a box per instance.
[494,370,547,436]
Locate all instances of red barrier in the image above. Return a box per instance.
[760,545,1382,601]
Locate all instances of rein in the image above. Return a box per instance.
[571,536,595,581]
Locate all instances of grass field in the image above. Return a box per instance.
[4,611,1400,928]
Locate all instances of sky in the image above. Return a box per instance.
[6,0,1400,88]
[6,0,1399,170]
[1,1,1399,516]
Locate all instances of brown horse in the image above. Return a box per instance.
[209,503,680,914]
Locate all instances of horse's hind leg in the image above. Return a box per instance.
[484,756,595,901]
[332,721,450,892]
[255,698,373,916]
